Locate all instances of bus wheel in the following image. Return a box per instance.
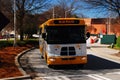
[78,64,84,69]
[48,65,55,68]
[41,55,44,59]
[45,55,48,63]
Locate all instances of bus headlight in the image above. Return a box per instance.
[81,57,86,60]
[49,58,55,61]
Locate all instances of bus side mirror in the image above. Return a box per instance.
[86,32,90,40]
[42,33,46,39]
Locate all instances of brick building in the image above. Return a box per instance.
[84,18,120,37]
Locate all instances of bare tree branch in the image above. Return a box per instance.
[52,0,85,18]
[81,0,120,18]
[15,0,50,40]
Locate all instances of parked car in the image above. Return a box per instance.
[0,36,3,39]
[9,34,14,38]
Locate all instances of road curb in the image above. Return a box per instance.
[0,75,31,80]
[0,47,35,80]
[15,47,35,75]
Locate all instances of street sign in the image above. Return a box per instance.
[0,11,10,31]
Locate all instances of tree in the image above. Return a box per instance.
[0,0,13,31]
[0,0,13,14]
[15,0,50,41]
[23,14,38,39]
[81,0,120,18]
[50,0,85,18]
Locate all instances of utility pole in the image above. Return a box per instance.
[108,0,111,34]
[108,17,111,34]
[53,7,55,18]
[13,0,17,47]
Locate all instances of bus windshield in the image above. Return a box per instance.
[46,26,86,44]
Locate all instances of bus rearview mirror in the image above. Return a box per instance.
[86,32,90,40]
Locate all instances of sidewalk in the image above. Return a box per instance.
[88,43,120,64]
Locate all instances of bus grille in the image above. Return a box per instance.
[60,47,76,56]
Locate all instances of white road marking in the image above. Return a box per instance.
[33,71,120,80]
[113,72,120,74]
[59,76,71,80]
[34,75,81,80]
[87,74,112,80]
[87,75,102,80]
[53,77,63,80]
[31,64,48,68]
[34,76,70,80]
[107,72,120,75]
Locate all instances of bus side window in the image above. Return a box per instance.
[42,33,46,39]
[39,28,42,35]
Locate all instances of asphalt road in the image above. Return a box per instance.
[19,49,120,80]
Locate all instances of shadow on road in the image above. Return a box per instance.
[44,54,120,71]
[84,55,120,70]
[49,55,120,70]
[21,53,120,73]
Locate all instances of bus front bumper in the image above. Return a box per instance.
[47,56,87,65]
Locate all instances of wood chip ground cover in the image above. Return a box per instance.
[0,46,29,78]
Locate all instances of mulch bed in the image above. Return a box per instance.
[0,46,30,78]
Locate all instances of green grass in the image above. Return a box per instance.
[116,36,120,48]
[108,36,120,50]
[0,39,39,48]
[0,40,13,48]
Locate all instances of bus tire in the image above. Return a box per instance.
[48,65,55,68]
[78,64,84,69]
[45,55,47,63]
[41,55,44,59]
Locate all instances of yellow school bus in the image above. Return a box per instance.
[39,18,89,67]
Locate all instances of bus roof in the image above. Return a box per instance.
[39,18,85,28]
